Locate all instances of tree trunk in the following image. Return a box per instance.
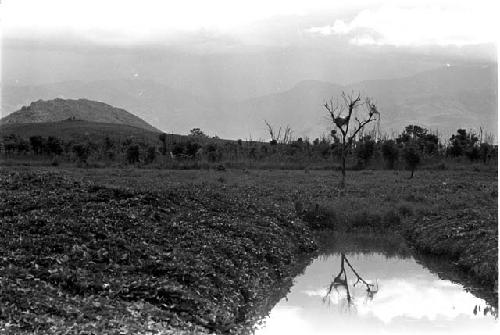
[340,140,346,189]
[341,157,346,188]
[410,168,414,179]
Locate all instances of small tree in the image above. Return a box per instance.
[46,136,63,156]
[479,143,492,164]
[397,125,438,155]
[324,91,380,187]
[355,135,375,167]
[159,133,167,155]
[403,145,420,178]
[145,146,157,164]
[381,139,399,169]
[30,136,44,155]
[126,145,140,164]
[73,143,90,164]
[189,128,207,138]
[447,129,479,157]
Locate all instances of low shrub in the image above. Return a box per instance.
[302,204,337,230]
[383,209,401,227]
[398,204,414,217]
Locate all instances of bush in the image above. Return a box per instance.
[145,146,157,164]
[126,145,140,164]
[356,136,375,166]
[350,211,382,230]
[302,204,337,230]
[382,140,399,169]
[465,146,480,162]
[403,145,420,178]
[383,209,401,227]
[46,136,63,155]
[398,204,414,217]
[73,144,90,164]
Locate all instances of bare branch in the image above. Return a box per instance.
[264,120,276,141]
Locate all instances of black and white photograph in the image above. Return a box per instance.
[0,0,498,334]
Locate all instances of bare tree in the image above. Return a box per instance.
[265,120,294,145]
[264,120,280,144]
[324,91,380,188]
[282,126,293,144]
[324,253,378,310]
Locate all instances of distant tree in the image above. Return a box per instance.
[356,135,376,166]
[159,133,167,155]
[46,136,63,155]
[30,136,44,155]
[479,143,492,164]
[3,134,19,154]
[249,146,257,159]
[171,143,183,157]
[205,143,218,162]
[103,136,115,160]
[447,129,479,158]
[189,128,207,138]
[73,144,90,164]
[126,145,140,164]
[403,145,420,178]
[185,141,201,158]
[103,136,114,151]
[465,146,480,162]
[17,138,31,154]
[381,139,399,169]
[397,125,427,143]
[145,146,157,164]
[324,91,380,187]
[397,125,438,154]
[2,134,29,154]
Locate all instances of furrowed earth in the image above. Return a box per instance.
[0,166,497,333]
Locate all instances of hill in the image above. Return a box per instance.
[0,120,163,144]
[1,80,214,135]
[1,98,160,133]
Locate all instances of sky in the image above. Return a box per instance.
[1,0,497,88]
[2,0,498,49]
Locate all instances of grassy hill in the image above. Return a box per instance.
[1,98,160,133]
[0,120,233,149]
[0,120,162,143]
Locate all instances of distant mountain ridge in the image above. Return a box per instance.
[227,64,497,140]
[1,64,497,140]
[1,98,160,133]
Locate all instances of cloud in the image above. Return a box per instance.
[307,2,498,46]
[0,0,350,45]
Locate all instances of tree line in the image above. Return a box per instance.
[0,125,495,169]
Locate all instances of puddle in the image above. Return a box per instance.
[254,234,497,335]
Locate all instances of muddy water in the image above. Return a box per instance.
[254,234,497,335]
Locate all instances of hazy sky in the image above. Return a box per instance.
[3,0,498,48]
[1,0,497,89]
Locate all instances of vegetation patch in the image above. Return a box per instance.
[403,209,498,289]
[0,169,316,334]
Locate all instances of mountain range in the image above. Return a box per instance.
[2,64,497,141]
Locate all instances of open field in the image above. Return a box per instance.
[0,166,497,333]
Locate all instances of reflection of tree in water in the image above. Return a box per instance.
[323,253,378,312]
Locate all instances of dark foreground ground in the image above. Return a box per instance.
[0,166,497,334]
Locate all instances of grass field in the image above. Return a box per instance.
[0,165,497,333]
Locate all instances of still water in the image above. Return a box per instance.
[255,234,497,335]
